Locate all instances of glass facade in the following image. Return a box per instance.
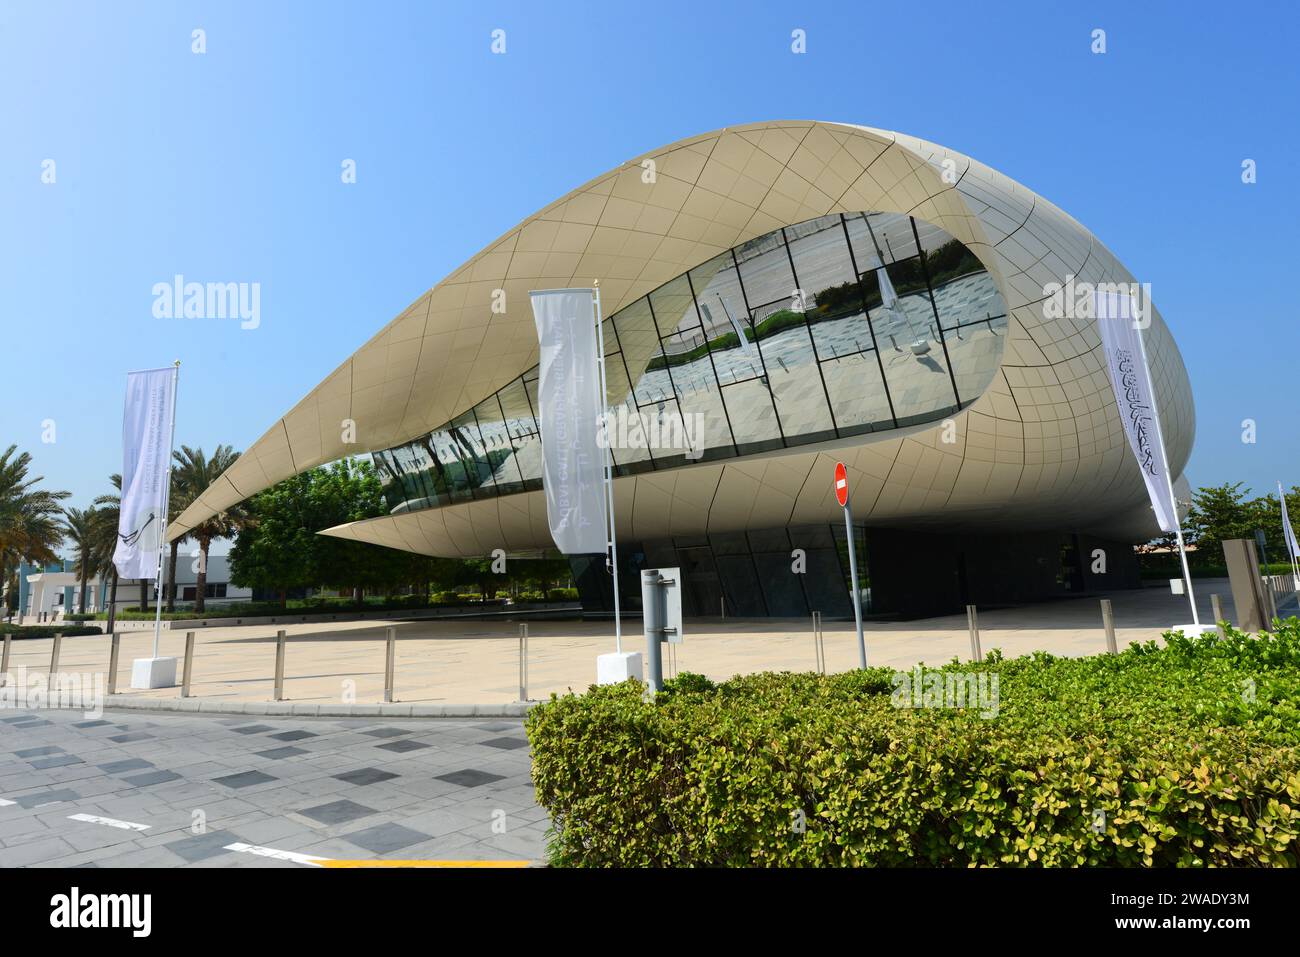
[372,211,1008,516]
[573,524,872,621]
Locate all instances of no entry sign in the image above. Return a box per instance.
[832,459,865,666]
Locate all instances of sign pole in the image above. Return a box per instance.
[835,462,867,668]
[592,282,621,652]
[151,360,180,659]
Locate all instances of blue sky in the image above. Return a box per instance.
[3,0,1297,523]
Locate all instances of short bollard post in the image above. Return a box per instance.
[106,632,121,696]
[1101,599,1117,654]
[967,605,981,662]
[1210,594,1225,638]
[0,633,11,688]
[50,632,63,676]
[273,629,286,702]
[181,631,196,698]
[518,623,529,702]
[383,626,396,703]
[812,611,824,674]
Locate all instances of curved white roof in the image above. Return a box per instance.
[170,121,1193,553]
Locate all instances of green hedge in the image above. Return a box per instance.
[90,592,576,621]
[1,625,102,640]
[526,621,1300,867]
[1139,562,1296,580]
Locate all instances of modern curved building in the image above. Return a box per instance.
[170,121,1194,618]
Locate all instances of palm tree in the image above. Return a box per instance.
[172,445,243,613]
[62,506,99,614]
[163,465,191,612]
[0,445,69,618]
[91,475,123,631]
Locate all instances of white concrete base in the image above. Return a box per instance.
[130,657,177,689]
[596,651,643,685]
[1172,623,1217,637]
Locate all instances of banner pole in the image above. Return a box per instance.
[1134,325,1197,626]
[1281,482,1300,593]
[592,283,621,652]
[151,360,180,659]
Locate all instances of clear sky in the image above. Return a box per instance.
[3,1,1297,526]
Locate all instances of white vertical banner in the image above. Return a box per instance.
[529,288,608,554]
[1095,294,1177,534]
[113,368,176,580]
[1280,482,1300,563]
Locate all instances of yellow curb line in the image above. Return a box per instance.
[319,860,531,868]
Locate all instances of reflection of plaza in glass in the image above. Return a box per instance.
[373,211,1009,513]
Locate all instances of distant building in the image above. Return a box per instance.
[13,555,251,622]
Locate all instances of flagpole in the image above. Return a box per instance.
[592,281,621,653]
[1280,482,1300,594]
[151,360,180,659]
[1133,326,1198,626]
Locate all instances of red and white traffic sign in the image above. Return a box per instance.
[834,461,849,508]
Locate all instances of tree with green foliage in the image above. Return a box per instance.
[91,474,123,629]
[1183,483,1256,567]
[172,445,244,612]
[0,445,69,615]
[61,506,100,613]
[1181,482,1300,568]
[230,458,412,604]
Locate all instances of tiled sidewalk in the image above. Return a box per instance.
[0,709,545,867]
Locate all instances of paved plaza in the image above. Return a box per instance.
[2,579,1292,710]
[0,708,542,867]
[0,579,1294,868]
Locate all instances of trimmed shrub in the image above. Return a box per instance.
[2,625,102,640]
[526,621,1300,867]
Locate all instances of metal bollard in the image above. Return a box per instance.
[967,605,981,662]
[273,629,286,701]
[0,633,10,688]
[1210,594,1225,638]
[812,611,825,675]
[106,632,121,696]
[1101,599,1117,654]
[50,632,63,676]
[518,623,529,702]
[181,631,195,698]
[383,626,396,703]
